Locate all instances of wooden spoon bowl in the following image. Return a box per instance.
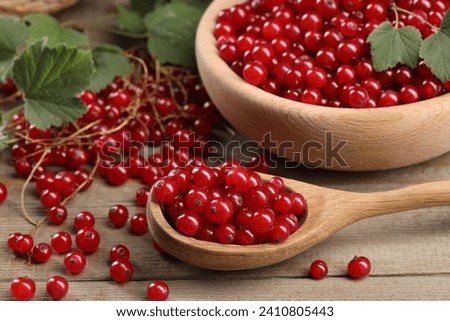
[147,173,450,271]
[195,0,450,171]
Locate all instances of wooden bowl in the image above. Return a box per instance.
[195,0,450,171]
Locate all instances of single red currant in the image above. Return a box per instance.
[110,244,131,262]
[347,256,371,279]
[75,227,101,253]
[51,231,72,254]
[309,260,328,280]
[73,211,96,231]
[0,182,7,204]
[48,205,68,225]
[46,275,69,300]
[32,242,53,263]
[10,277,36,301]
[130,213,148,235]
[147,281,169,301]
[108,204,129,228]
[110,260,134,283]
[64,251,87,274]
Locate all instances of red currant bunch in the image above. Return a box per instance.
[153,163,306,245]
[215,0,450,108]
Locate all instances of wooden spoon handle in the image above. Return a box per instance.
[351,180,450,220]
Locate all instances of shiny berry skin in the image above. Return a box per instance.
[378,90,400,107]
[250,208,275,234]
[106,165,130,186]
[348,86,369,108]
[46,276,69,300]
[0,182,7,204]
[15,234,34,253]
[109,90,131,108]
[110,260,134,283]
[51,231,72,254]
[108,204,129,228]
[32,243,52,263]
[48,205,68,225]
[110,244,130,262]
[347,256,371,279]
[130,213,148,235]
[136,187,150,206]
[40,190,61,208]
[147,281,169,301]
[75,227,101,253]
[175,211,201,236]
[64,251,86,274]
[73,211,96,231]
[206,197,234,224]
[309,260,328,280]
[10,277,36,301]
[243,61,268,86]
[153,178,178,203]
[7,232,22,251]
[215,223,237,244]
[224,167,250,193]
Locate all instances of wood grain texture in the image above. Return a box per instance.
[196,0,450,171]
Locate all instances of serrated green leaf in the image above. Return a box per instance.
[419,11,450,82]
[89,45,131,92]
[0,15,27,82]
[25,13,89,48]
[368,22,422,71]
[117,4,147,33]
[172,0,211,11]
[144,2,202,68]
[12,40,94,129]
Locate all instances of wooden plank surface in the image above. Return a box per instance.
[0,0,450,301]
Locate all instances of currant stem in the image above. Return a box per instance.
[392,4,439,31]
[20,148,50,227]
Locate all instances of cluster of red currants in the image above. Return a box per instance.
[215,0,450,108]
[153,162,306,245]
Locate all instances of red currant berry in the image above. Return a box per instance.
[48,205,68,225]
[147,281,169,301]
[0,182,7,204]
[243,61,268,86]
[309,260,328,280]
[347,256,371,279]
[51,231,72,254]
[7,232,22,251]
[10,277,36,301]
[110,244,130,262]
[46,275,69,300]
[73,211,96,231]
[32,242,52,263]
[130,213,148,235]
[15,234,34,253]
[75,227,101,253]
[136,187,151,206]
[108,204,129,228]
[64,251,87,274]
[153,178,178,203]
[110,260,134,283]
[40,190,61,208]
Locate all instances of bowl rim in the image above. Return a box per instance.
[197,0,450,118]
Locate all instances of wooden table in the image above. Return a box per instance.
[1,0,449,301]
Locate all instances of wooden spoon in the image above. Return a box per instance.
[147,173,450,271]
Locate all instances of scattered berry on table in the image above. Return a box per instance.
[10,276,36,301]
[147,281,169,301]
[309,260,328,280]
[46,275,69,300]
[347,256,372,279]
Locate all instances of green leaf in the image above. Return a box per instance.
[89,45,131,92]
[131,0,167,14]
[117,4,147,33]
[0,15,27,82]
[12,40,94,129]
[419,11,450,82]
[144,2,202,68]
[172,0,211,11]
[368,21,422,71]
[24,13,89,48]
